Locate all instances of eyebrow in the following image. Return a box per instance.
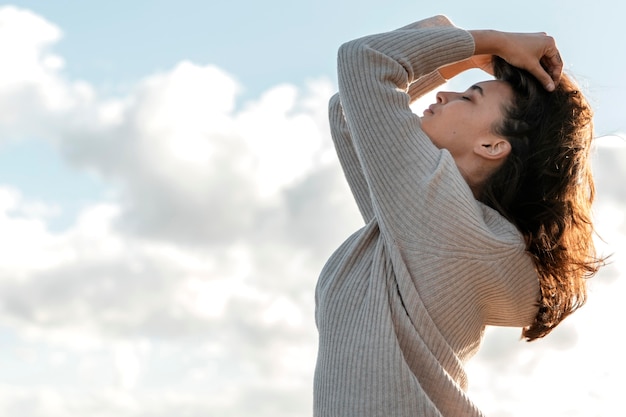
[469,84,484,96]
[470,84,485,97]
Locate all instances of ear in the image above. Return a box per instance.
[474,137,511,161]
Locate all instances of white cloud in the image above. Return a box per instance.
[0,6,94,138]
[0,187,71,275]
[0,6,63,86]
[0,6,345,416]
[0,6,623,417]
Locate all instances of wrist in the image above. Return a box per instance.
[438,60,474,79]
[469,29,506,56]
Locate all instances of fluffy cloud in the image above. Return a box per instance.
[0,6,93,139]
[0,6,623,417]
[0,5,358,416]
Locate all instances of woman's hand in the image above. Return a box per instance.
[469,29,563,91]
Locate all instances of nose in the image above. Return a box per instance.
[436,91,458,104]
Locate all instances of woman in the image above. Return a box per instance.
[314,15,603,416]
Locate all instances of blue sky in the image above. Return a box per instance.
[0,1,625,416]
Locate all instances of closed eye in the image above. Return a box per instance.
[461,96,471,101]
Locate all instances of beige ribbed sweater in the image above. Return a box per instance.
[314,16,540,417]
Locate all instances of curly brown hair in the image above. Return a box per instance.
[480,56,605,341]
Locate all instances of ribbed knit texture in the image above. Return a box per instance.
[314,16,540,417]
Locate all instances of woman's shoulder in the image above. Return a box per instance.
[476,200,526,248]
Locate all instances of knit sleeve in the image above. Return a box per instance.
[329,16,454,224]
[329,93,374,222]
[336,17,476,243]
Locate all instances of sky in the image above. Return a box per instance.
[0,1,624,416]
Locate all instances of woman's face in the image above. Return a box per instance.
[420,80,513,160]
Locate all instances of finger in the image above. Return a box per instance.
[540,36,563,87]
[542,50,562,75]
[546,51,563,84]
[529,62,556,91]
